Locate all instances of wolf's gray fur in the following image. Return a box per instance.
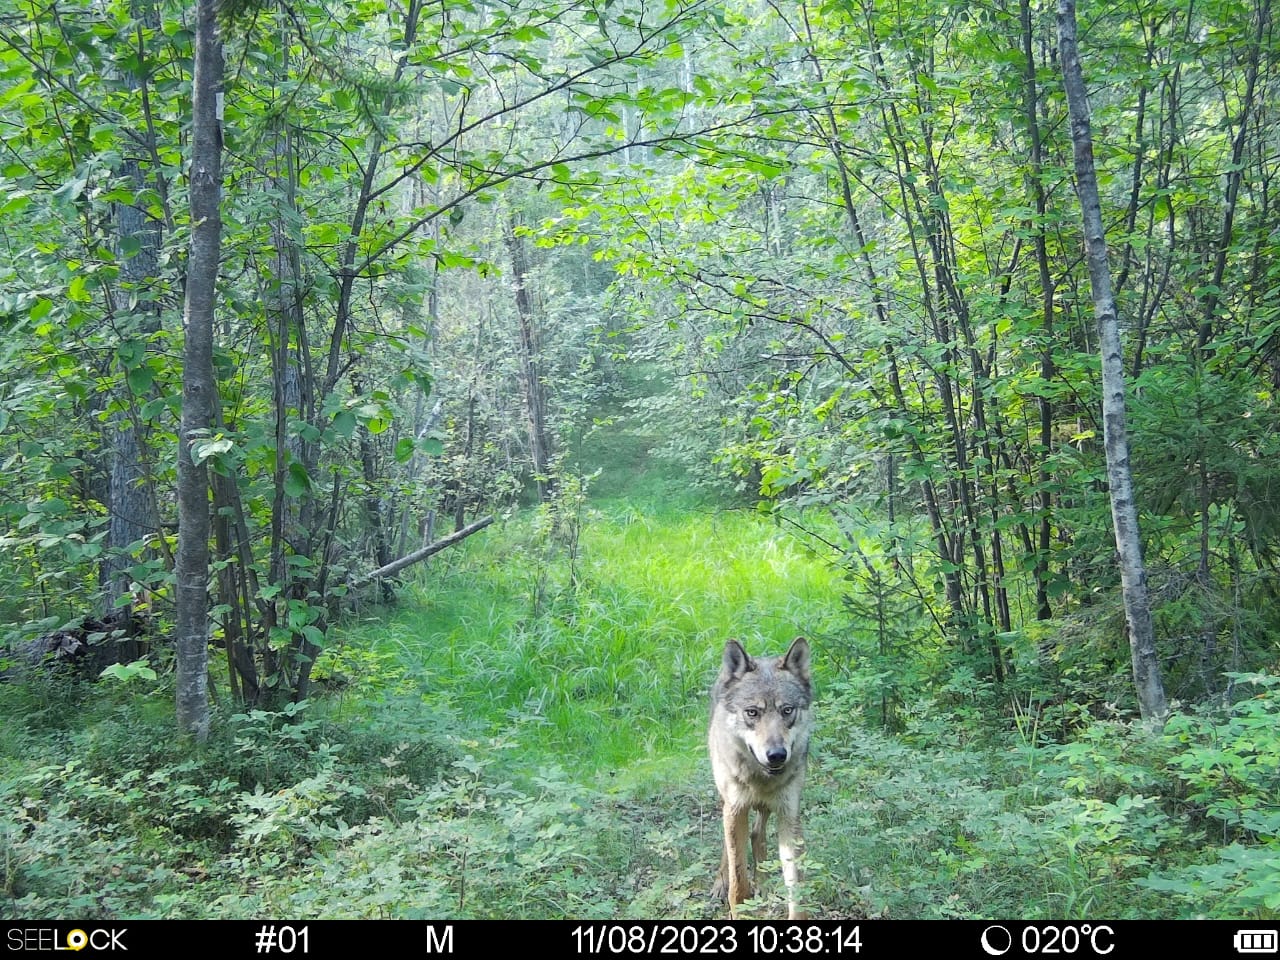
[708,636,812,920]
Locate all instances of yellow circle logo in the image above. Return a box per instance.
[66,930,88,952]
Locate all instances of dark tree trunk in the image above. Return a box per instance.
[505,212,554,501]
[104,2,165,651]
[175,0,223,739]
[1020,0,1055,623]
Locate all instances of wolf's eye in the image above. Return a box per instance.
[781,705,795,717]
[744,707,760,719]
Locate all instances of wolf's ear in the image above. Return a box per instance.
[723,639,754,677]
[782,636,811,683]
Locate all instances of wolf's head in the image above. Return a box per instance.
[715,637,812,776]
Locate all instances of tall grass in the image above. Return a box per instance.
[339,499,846,783]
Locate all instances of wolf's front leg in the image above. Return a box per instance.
[723,804,752,918]
[777,811,806,921]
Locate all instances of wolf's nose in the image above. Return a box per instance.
[766,747,788,766]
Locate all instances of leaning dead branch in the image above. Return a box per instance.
[352,515,495,588]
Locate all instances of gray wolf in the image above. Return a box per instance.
[708,636,812,920]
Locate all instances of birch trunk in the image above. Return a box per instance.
[1059,0,1168,723]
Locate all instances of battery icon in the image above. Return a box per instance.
[1235,931,1279,954]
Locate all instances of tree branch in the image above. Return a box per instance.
[352,514,494,587]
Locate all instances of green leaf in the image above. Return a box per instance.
[68,274,92,303]
[0,194,31,216]
[99,659,158,683]
[191,437,234,465]
[127,364,154,394]
[116,340,146,368]
[333,409,357,439]
[53,175,88,204]
[285,461,311,497]
[140,397,170,421]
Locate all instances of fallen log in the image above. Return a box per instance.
[2,609,152,682]
[352,515,494,588]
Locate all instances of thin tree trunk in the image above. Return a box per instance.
[104,2,164,649]
[1021,0,1055,622]
[175,0,223,740]
[212,472,258,705]
[797,12,957,617]
[1059,0,1168,724]
[323,0,424,400]
[1197,0,1270,351]
[505,212,554,501]
[358,421,394,601]
[863,14,985,651]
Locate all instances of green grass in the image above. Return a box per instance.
[336,500,846,783]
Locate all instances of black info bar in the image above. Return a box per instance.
[2,921,1267,959]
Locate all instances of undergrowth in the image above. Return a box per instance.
[3,663,1279,918]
